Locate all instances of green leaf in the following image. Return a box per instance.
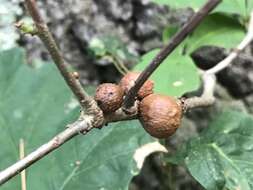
[247,1,253,18]
[151,0,205,11]
[89,36,138,63]
[185,14,245,54]
[89,38,107,56]
[0,48,155,190]
[168,111,253,190]
[151,0,251,19]
[162,26,179,43]
[214,0,249,19]
[134,48,200,97]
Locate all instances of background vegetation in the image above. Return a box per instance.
[0,0,253,189]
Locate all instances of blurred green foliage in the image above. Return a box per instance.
[88,36,138,74]
[0,48,155,190]
[168,111,253,190]
[151,0,252,21]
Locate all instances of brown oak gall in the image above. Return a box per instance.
[119,72,154,99]
[95,83,124,113]
[139,94,182,138]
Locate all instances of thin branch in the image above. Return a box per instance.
[0,117,90,185]
[123,0,222,109]
[19,139,26,190]
[183,11,253,109]
[206,11,253,75]
[0,107,138,185]
[183,73,216,110]
[24,0,100,115]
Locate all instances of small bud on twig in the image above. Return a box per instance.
[15,21,38,35]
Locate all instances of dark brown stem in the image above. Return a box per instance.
[24,0,100,116]
[25,0,43,24]
[123,0,222,109]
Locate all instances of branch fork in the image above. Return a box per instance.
[1,0,221,184]
[4,0,253,186]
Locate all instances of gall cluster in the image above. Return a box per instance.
[94,72,182,139]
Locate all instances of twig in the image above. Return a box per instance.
[123,0,222,109]
[23,0,100,115]
[0,108,138,185]
[0,117,90,185]
[183,73,216,110]
[19,139,26,190]
[183,11,253,109]
[206,11,253,75]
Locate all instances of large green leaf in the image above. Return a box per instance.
[215,0,248,18]
[151,0,206,11]
[0,48,155,190]
[151,0,251,19]
[185,14,245,54]
[168,111,253,190]
[134,48,200,97]
[248,0,253,12]
[162,14,244,55]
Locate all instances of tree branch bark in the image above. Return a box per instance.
[183,73,216,110]
[24,0,101,117]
